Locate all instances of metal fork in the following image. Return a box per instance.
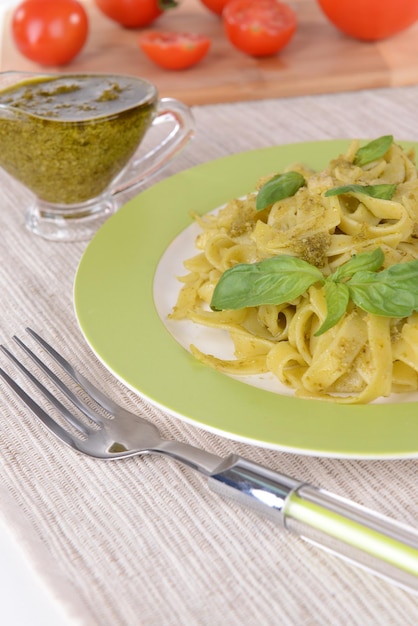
[1,328,418,594]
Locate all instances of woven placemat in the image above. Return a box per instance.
[1,84,418,624]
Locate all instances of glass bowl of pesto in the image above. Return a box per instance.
[0,71,195,241]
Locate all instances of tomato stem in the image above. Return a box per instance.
[158,0,178,9]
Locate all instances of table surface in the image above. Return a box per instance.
[1,3,418,625]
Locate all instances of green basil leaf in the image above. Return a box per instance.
[315,281,350,336]
[210,255,324,311]
[353,135,394,167]
[256,171,305,211]
[324,183,397,200]
[347,259,418,317]
[331,248,384,282]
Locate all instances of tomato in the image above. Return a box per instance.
[317,0,418,41]
[199,0,231,16]
[223,0,297,57]
[94,0,177,28]
[138,31,211,70]
[11,0,88,66]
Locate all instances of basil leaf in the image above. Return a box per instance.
[354,135,393,167]
[315,281,350,336]
[210,255,324,311]
[256,171,305,211]
[324,183,397,200]
[347,259,418,317]
[331,248,384,282]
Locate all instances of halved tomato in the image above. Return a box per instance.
[223,0,297,57]
[138,31,211,70]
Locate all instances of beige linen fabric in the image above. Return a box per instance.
[1,86,418,625]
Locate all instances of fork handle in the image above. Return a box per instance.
[208,454,418,594]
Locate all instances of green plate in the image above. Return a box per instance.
[74,139,418,458]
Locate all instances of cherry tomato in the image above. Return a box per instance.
[94,0,177,28]
[11,0,88,66]
[223,0,297,57]
[317,0,418,41]
[199,0,231,16]
[138,31,211,70]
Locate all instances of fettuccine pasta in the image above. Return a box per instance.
[170,138,418,403]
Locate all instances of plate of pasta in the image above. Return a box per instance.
[74,138,418,458]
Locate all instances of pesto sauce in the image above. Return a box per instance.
[0,74,157,204]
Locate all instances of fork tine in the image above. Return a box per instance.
[0,345,90,437]
[0,365,80,449]
[13,335,103,427]
[26,328,121,415]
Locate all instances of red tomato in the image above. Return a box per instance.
[11,0,88,66]
[223,0,297,57]
[138,31,211,70]
[199,0,231,16]
[317,0,418,41]
[94,0,177,28]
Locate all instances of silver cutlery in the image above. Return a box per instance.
[1,328,418,594]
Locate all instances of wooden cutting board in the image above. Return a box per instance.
[1,0,418,105]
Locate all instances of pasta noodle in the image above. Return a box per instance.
[170,139,418,403]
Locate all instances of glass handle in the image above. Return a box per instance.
[111,97,195,198]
